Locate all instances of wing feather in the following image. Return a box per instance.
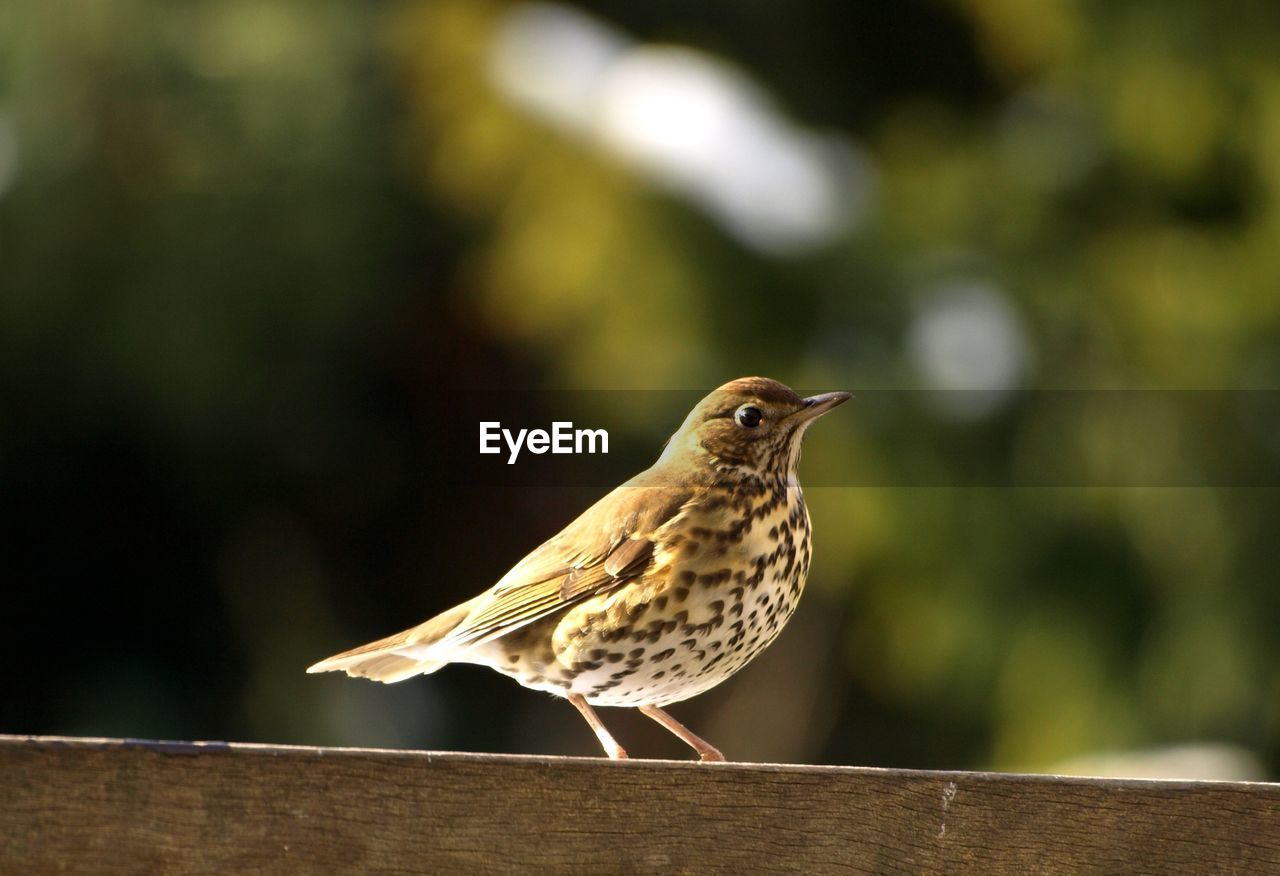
[439,483,689,649]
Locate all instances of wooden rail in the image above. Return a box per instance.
[2,735,1277,873]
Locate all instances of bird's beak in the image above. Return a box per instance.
[791,391,852,422]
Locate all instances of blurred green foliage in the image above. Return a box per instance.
[2,0,1277,774]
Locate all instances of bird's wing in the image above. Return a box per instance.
[438,483,691,649]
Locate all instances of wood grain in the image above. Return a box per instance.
[2,735,1277,874]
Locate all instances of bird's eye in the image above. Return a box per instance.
[734,405,763,428]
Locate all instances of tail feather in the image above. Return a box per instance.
[307,596,480,684]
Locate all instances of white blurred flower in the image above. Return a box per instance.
[908,280,1031,420]
[490,3,870,254]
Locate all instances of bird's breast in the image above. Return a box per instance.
[536,483,813,706]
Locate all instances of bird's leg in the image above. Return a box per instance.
[639,705,725,762]
[568,694,628,759]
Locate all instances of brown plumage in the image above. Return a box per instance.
[308,377,850,761]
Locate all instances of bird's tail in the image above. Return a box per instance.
[306,596,480,684]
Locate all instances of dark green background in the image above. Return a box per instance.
[3,0,1278,775]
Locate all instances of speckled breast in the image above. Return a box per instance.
[486,480,813,707]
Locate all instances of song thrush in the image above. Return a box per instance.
[308,377,849,761]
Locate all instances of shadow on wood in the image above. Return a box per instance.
[2,735,1278,873]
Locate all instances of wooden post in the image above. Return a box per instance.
[2,735,1278,873]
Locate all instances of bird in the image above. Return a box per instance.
[308,377,850,761]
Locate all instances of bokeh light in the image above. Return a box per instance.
[3,0,1278,780]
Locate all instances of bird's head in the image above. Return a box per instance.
[659,377,850,479]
